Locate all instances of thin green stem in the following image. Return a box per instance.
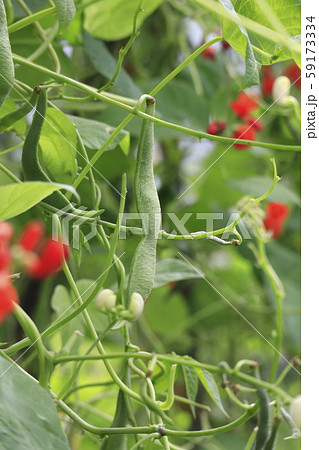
[98,0,145,93]
[225,386,253,410]
[12,55,301,151]
[149,36,222,97]
[28,19,59,62]
[275,359,299,386]
[58,321,116,400]
[53,352,292,402]
[0,142,23,156]
[243,426,258,450]
[55,390,258,437]
[8,6,56,34]
[15,0,60,72]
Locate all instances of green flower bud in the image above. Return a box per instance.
[96,289,116,312]
[128,292,144,321]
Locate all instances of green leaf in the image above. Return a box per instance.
[84,33,141,99]
[68,114,130,156]
[217,0,260,87]
[84,0,163,41]
[227,176,300,206]
[182,363,199,418]
[0,182,63,221]
[53,0,76,33]
[39,108,77,185]
[0,356,71,450]
[154,258,204,288]
[230,0,301,65]
[194,368,229,417]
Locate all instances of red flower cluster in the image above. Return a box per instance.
[260,62,301,100]
[263,202,290,239]
[26,237,69,280]
[207,121,227,135]
[230,92,259,119]
[201,38,230,60]
[0,222,18,324]
[0,220,70,324]
[230,92,262,149]
[202,45,216,60]
[261,66,275,97]
[18,220,69,280]
[284,62,301,90]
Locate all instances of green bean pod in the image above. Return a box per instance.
[22,89,76,210]
[255,388,270,450]
[264,420,280,450]
[101,389,128,450]
[126,98,161,303]
[22,89,102,218]
[0,0,15,107]
[0,86,39,134]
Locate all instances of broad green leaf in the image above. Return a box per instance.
[68,114,130,156]
[0,182,63,221]
[154,258,204,288]
[194,368,228,417]
[182,363,199,418]
[0,356,71,450]
[227,176,300,206]
[0,97,26,135]
[84,33,141,99]
[84,0,163,41]
[230,0,301,65]
[53,0,76,32]
[39,108,77,184]
[193,0,259,88]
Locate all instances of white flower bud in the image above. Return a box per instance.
[128,292,144,321]
[290,395,301,429]
[272,76,291,106]
[96,289,116,311]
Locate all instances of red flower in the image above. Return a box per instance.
[230,92,259,119]
[284,62,301,89]
[202,45,216,60]
[0,246,11,270]
[263,202,290,239]
[207,121,227,135]
[0,222,14,244]
[18,220,45,252]
[26,238,69,280]
[0,274,19,324]
[221,40,230,50]
[232,124,256,149]
[261,66,275,97]
[245,115,264,131]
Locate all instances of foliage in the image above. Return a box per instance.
[0,0,301,449]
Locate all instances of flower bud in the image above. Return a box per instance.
[128,292,144,321]
[290,395,301,429]
[96,289,116,312]
[272,76,291,106]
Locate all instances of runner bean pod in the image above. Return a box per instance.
[126,97,161,303]
[22,89,75,210]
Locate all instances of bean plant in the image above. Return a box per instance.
[0,0,301,449]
